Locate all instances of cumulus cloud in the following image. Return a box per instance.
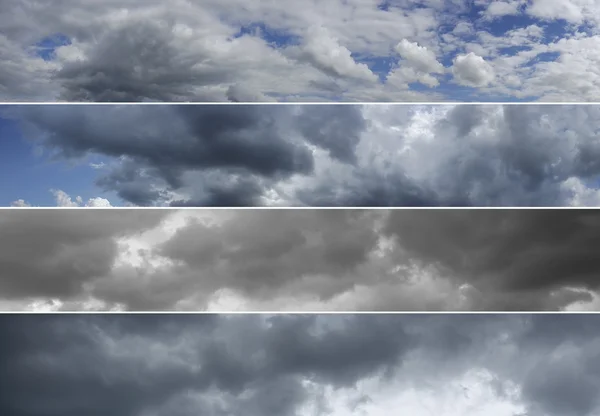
[1,314,600,416]
[10,199,31,207]
[13,190,113,208]
[483,1,522,19]
[452,53,495,87]
[2,209,600,311]
[1,0,600,101]
[299,26,378,83]
[395,39,444,74]
[7,104,600,207]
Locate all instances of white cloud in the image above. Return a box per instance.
[483,1,521,19]
[50,189,113,207]
[86,197,113,207]
[51,189,80,207]
[560,177,600,206]
[299,26,378,83]
[10,199,31,207]
[452,53,495,87]
[528,0,588,24]
[395,39,444,74]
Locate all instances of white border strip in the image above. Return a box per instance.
[0,102,599,105]
[0,311,599,314]
[0,206,599,210]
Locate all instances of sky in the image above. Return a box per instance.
[3,209,600,312]
[4,104,600,207]
[2,0,600,102]
[2,313,600,416]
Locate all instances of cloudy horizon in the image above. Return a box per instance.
[4,104,600,207]
[3,0,600,102]
[1,314,600,416]
[1,208,600,312]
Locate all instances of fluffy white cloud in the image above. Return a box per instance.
[299,26,378,83]
[452,53,495,87]
[13,190,113,207]
[51,189,112,207]
[528,0,595,24]
[483,1,521,19]
[10,199,31,207]
[395,39,444,74]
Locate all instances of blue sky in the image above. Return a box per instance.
[0,115,118,206]
[33,34,71,61]
[227,6,581,102]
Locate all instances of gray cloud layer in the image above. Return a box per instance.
[1,314,599,416]
[2,209,600,311]
[8,104,600,207]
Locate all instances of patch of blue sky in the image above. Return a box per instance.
[438,53,458,70]
[430,82,522,102]
[0,116,118,206]
[377,0,390,12]
[498,45,532,55]
[530,51,561,64]
[234,22,299,48]
[439,4,574,43]
[356,56,395,82]
[579,176,600,190]
[485,15,540,37]
[539,19,576,42]
[33,33,71,61]
[406,82,436,92]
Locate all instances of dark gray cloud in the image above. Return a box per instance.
[8,104,600,207]
[157,210,380,296]
[10,104,367,206]
[1,314,599,416]
[3,209,600,311]
[384,210,600,296]
[56,21,232,102]
[293,105,367,164]
[0,210,167,300]
[0,315,412,416]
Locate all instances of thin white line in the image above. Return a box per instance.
[0,310,598,314]
[1,102,600,105]
[0,206,598,210]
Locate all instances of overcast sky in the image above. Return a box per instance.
[2,0,600,101]
[4,104,600,207]
[2,313,600,416]
[3,209,600,311]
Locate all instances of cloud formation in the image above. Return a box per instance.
[2,209,600,311]
[2,0,600,101]
[1,314,599,416]
[6,104,600,207]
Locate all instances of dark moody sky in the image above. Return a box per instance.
[1,314,599,416]
[3,104,600,207]
[1,209,600,312]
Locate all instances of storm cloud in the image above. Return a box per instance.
[6,104,600,207]
[2,209,600,311]
[0,314,599,416]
